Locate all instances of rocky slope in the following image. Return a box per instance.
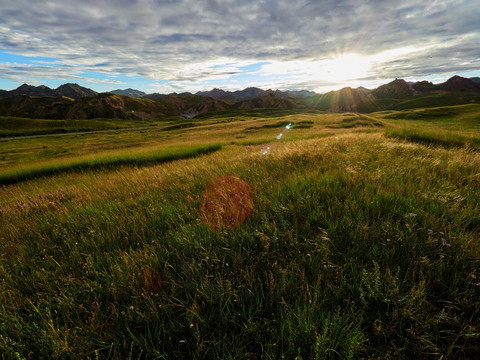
[0,93,231,120]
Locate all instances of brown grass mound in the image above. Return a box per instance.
[201,175,254,231]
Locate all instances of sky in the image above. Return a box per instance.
[0,0,479,94]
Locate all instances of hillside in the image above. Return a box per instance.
[373,78,416,98]
[438,75,480,92]
[0,95,75,119]
[0,93,234,120]
[411,80,436,93]
[306,87,381,112]
[307,76,480,113]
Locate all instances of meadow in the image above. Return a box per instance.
[0,105,479,359]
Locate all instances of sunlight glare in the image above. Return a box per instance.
[321,54,372,82]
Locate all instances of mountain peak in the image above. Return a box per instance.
[55,83,97,98]
[10,83,56,97]
[411,80,436,93]
[109,88,147,98]
[373,78,416,98]
[438,76,480,92]
[17,83,34,89]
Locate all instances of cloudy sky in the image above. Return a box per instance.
[0,0,479,93]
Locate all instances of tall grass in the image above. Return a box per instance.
[0,144,221,185]
[0,117,140,137]
[385,128,480,149]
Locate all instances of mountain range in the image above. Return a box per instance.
[306,76,480,112]
[196,87,316,101]
[1,76,479,120]
[0,83,98,99]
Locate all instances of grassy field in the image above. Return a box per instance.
[0,105,479,359]
[0,116,182,138]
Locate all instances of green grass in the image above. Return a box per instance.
[0,115,192,137]
[0,144,221,185]
[194,108,320,120]
[158,122,198,131]
[385,128,480,149]
[1,107,480,359]
[327,114,384,129]
[0,117,122,137]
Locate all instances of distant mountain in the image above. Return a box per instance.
[306,87,380,112]
[143,92,194,100]
[233,87,270,100]
[109,88,147,98]
[470,77,480,84]
[411,81,436,93]
[169,92,194,97]
[0,83,97,99]
[56,83,98,99]
[281,90,317,98]
[372,78,416,98]
[142,93,168,100]
[356,86,373,93]
[196,87,316,101]
[7,84,58,97]
[196,88,243,101]
[0,93,230,120]
[438,75,480,92]
[232,93,296,110]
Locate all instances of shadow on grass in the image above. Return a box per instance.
[385,129,480,149]
[0,144,222,185]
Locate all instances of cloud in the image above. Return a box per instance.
[0,62,125,86]
[0,0,478,91]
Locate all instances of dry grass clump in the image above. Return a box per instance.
[200,174,254,230]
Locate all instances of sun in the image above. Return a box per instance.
[321,53,372,82]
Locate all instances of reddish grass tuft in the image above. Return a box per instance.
[200,174,254,231]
